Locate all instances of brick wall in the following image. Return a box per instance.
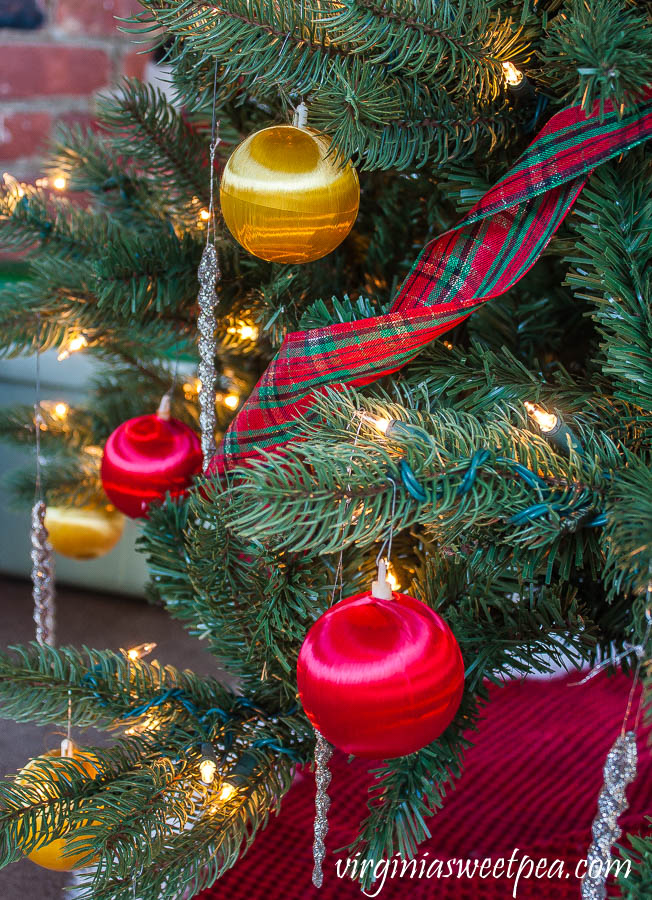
[0,0,148,178]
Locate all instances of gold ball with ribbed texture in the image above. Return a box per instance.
[19,747,100,871]
[44,505,125,559]
[219,125,359,264]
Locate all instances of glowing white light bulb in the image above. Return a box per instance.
[524,401,558,433]
[359,412,391,434]
[238,324,258,340]
[126,642,157,661]
[218,782,236,801]
[223,393,239,410]
[503,62,524,87]
[386,561,400,592]
[200,758,217,785]
[52,175,67,191]
[57,333,88,361]
[3,173,25,206]
[199,741,218,785]
[53,401,69,420]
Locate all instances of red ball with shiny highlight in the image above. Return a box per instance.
[297,590,464,759]
[101,413,202,519]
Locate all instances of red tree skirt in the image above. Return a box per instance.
[197,672,651,900]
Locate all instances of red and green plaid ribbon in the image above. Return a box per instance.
[213,94,652,471]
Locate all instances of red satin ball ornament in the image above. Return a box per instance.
[101,409,202,518]
[297,588,464,759]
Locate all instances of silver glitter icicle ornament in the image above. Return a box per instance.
[31,498,56,645]
[195,96,221,471]
[197,240,219,468]
[581,730,637,899]
[31,353,56,646]
[312,730,333,888]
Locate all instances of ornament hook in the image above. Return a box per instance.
[293,101,308,129]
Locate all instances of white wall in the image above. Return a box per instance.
[0,350,148,595]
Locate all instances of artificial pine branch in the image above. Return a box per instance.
[223,389,613,556]
[46,125,166,225]
[97,80,212,212]
[0,0,651,892]
[0,644,228,727]
[133,0,521,169]
[317,0,530,98]
[603,459,652,602]
[0,644,311,899]
[0,186,110,257]
[565,151,652,419]
[541,0,652,113]
[615,821,652,899]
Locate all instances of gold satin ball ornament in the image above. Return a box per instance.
[19,747,100,871]
[44,505,125,560]
[219,125,360,263]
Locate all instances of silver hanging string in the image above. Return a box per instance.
[197,60,221,470]
[31,336,56,645]
[375,476,397,574]
[310,414,363,888]
[331,414,364,606]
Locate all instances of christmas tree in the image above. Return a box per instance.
[1,0,651,897]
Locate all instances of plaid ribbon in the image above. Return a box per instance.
[212,94,652,471]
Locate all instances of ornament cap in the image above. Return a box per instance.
[372,559,393,600]
[293,101,309,129]
[157,393,171,421]
[60,737,75,758]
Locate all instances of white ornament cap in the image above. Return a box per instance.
[372,559,393,600]
[157,393,171,421]
[60,737,75,758]
[293,102,309,129]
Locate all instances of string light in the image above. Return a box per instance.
[386,561,400,592]
[126,642,157,661]
[524,401,558,433]
[218,782,236,802]
[199,208,211,221]
[207,782,237,813]
[84,445,103,458]
[503,62,524,87]
[239,324,258,340]
[183,377,202,400]
[227,322,259,341]
[3,172,24,194]
[52,175,67,191]
[359,412,431,443]
[524,401,583,456]
[360,413,390,434]
[35,400,70,431]
[199,742,218,785]
[124,714,162,736]
[223,393,240,410]
[2,172,25,212]
[57,333,88,361]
